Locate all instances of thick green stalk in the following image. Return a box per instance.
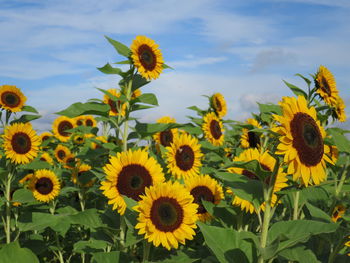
[122,78,133,152]
[335,158,349,197]
[293,190,300,220]
[142,241,151,263]
[50,201,64,263]
[5,172,13,244]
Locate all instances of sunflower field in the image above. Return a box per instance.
[0,35,349,263]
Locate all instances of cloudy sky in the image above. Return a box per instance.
[1,0,349,131]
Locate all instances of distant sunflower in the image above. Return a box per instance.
[153,116,178,148]
[130,36,163,80]
[40,132,53,144]
[332,204,346,222]
[90,136,108,149]
[72,163,94,187]
[75,116,86,126]
[273,96,333,186]
[185,174,224,222]
[54,144,71,163]
[30,169,60,203]
[325,144,338,164]
[202,112,224,146]
[211,93,227,118]
[19,173,34,185]
[227,148,288,213]
[333,96,346,122]
[103,89,127,117]
[64,154,77,169]
[0,85,27,112]
[39,152,54,165]
[166,133,203,180]
[134,181,198,250]
[315,65,338,107]
[131,89,142,99]
[3,122,40,164]
[100,149,165,215]
[240,118,262,149]
[84,115,97,127]
[52,116,75,142]
[72,134,85,145]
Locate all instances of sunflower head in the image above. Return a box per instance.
[39,152,54,165]
[72,163,94,187]
[240,118,262,149]
[130,36,164,80]
[333,95,347,122]
[153,116,178,148]
[131,89,142,99]
[100,149,165,215]
[134,181,198,250]
[52,116,76,142]
[0,85,27,112]
[54,144,71,163]
[64,154,77,169]
[202,112,224,146]
[19,173,34,186]
[72,134,85,145]
[40,132,53,144]
[3,122,40,164]
[185,174,224,222]
[84,115,97,127]
[211,93,227,118]
[29,169,60,203]
[332,204,346,222]
[75,116,86,126]
[90,136,108,149]
[103,89,127,117]
[315,65,338,107]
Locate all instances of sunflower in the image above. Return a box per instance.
[333,96,346,122]
[185,174,224,222]
[134,181,198,250]
[202,112,224,146]
[54,144,71,163]
[84,115,97,127]
[0,85,27,112]
[39,152,54,165]
[3,122,40,164]
[103,89,127,117]
[227,148,288,213]
[153,116,178,148]
[19,173,34,185]
[315,65,338,107]
[325,144,338,164]
[100,149,165,215]
[72,134,85,145]
[40,132,53,144]
[64,154,77,169]
[29,169,60,203]
[130,36,163,80]
[75,116,86,126]
[52,116,76,142]
[273,96,333,186]
[240,118,262,149]
[72,163,95,187]
[131,89,142,99]
[166,133,203,180]
[332,204,346,222]
[211,93,227,118]
[90,136,108,149]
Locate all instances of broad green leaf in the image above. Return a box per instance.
[161,251,199,263]
[187,105,206,116]
[56,102,109,118]
[105,35,131,57]
[283,80,307,98]
[132,93,158,106]
[19,160,51,170]
[74,240,108,253]
[304,202,331,223]
[258,103,282,115]
[134,122,180,137]
[278,245,320,263]
[98,63,124,76]
[22,105,39,114]
[327,128,350,153]
[12,188,36,203]
[11,114,41,124]
[69,208,105,229]
[91,251,120,263]
[180,124,202,136]
[227,159,272,180]
[0,241,39,263]
[295,73,312,87]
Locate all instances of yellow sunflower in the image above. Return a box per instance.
[211,93,227,118]
[227,148,288,213]
[131,89,142,99]
[325,144,338,164]
[185,174,224,222]
[103,89,127,117]
[130,36,163,80]
[3,122,40,164]
[153,116,178,148]
[29,169,60,203]
[90,136,108,149]
[84,115,97,127]
[39,152,54,165]
[40,132,53,144]
[315,65,338,107]
[54,144,71,163]
[166,133,203,180]
[75,116,86,126]
[72,163,95,187]
[332,204,346,222]
[52,116,76,142]
[64,154,77,169]
[202,112,225,146]
[0,85,27,112]
[19,173,34,185]
[100,149,165,215]
[273,96,333,186]
[240,118,262,149]
[72,134,85,145]
[134,181,198,250]
[333,96,346,122]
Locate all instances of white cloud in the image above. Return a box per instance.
[266,0,350,8]
[170,56,227,69]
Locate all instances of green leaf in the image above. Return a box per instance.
[304,202,331,223]
[180,124,202,136]
[258,103,282,115]
[283,80,307,98]
[91,251,120,263]
[19,160,51,170]
[12,188,36,203]
[327,128,350,153]
[161,251,199,263]
[134,122,180,137]
[105,35,131,57]
[56,102,109,118]
[69,208,105,229]
[228,159,272,180]
[22,105,39,114]
[163,63,173,69]
[0,241,39,263]
[74,240,108,254]
[278,245,320,263]
[132,93,158,106]
[97,63,125,76]
[11,114,41,124]
[295,73,312,87]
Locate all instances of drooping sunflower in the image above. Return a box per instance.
[202,112,224,146]
[0,85,27,112]
[103,89,127,117]
[153,116,178,148]
[52,116,76,142]
[333,95,347,122]
[100,149,165,215]
[134,181,198,250]
[54,144,71,163]
[185,174,224,222]
[273,96,333,186]
[166,133,203,180]
[332,204,346,222]
[29,169,60,203]
[315,65,338,107]
[130,35,163,80]
[39,152,54,165]
[72,163,95,187]
[240,118,262,149]
[211,93,227,118]
[3,122,40,164]
[84,115,97,127]
[227,148,288,213]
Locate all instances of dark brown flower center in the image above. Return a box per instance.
[138,44,157,71]
[247,131,260,148]
[108,99,122,114]
[117,164,152,201]
[74,136,84,144]
[1,91,20,107]
[190,186,214,214]
[321,76,331,96]
[290,112,324,166]
[11,132,31,154]
[85,119,94,126]
[160,130,173,147]
[210,120,222,139]
[42,135,50,141]
[76,120,83,126]
[65,157,75,168]
[58,120,73,137]
[150,197,184,232]
[175,145,195,171]
[57,150,66,160]
[214,97,222,112]
[242,169,259,180]
[35,177,54,195]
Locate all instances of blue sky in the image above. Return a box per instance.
[1,0,349,131]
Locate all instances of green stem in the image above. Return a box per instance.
[293,191,300,220]
[122,78,133,152]
[50,201,64,263]
[5,172,13,244]
[119,215,126,249]
[78,191,85,211]
[335,158,349,197]
[142,241,151,263]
